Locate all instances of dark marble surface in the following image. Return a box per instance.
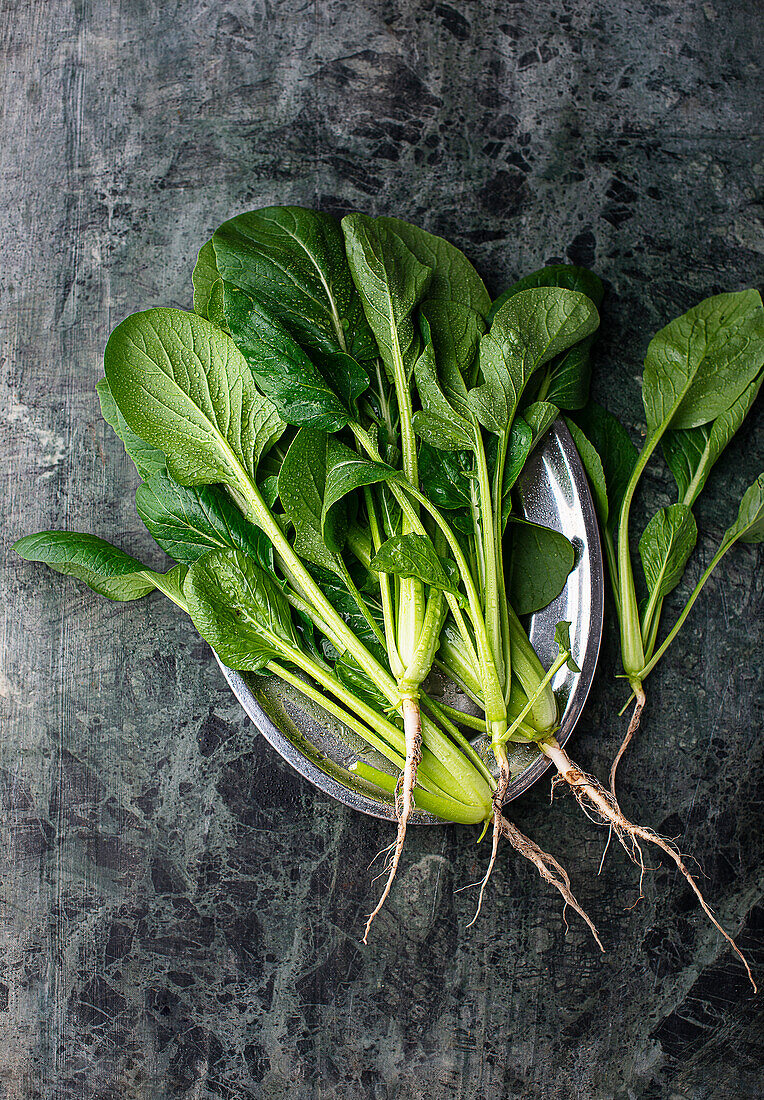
[2,1,763,1097]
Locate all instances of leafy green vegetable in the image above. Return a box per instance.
[342,214,432,389]
[192,239,226,328]
[136,471,273,570]
[222,284,364,432]
[278,428,349,573]
[213,206,376,361]
[370,533,460,598]
[376,217,490,316]
[184,549,299,672]
[642,290,764,434]
[13,531,183,603]
[663,371,763,506]
[638,505,698,600]
[489,265,605,410]
[96,378,166,480]
[570,402,638,533]
[104,308,284,491]
[18,202,763,975]
[469,288,599,436]
[507,519,576,615]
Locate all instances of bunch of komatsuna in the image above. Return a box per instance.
[15,208,763,983]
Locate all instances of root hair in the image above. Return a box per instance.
[362,697,422,944]
[543,740,756,991]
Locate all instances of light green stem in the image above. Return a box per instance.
[638,532,742,681]
[497,652,567,744]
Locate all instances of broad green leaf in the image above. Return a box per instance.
[572,402,638,533]
[192,240,226,328]
[222,284,357,431]
[553,620,580,673]
[411,306,482,450]
[212,206,376,361]
[278,428,346,571]
[522,401,560,449]
[322,440,399,545]
[469,288,599,436]
[376,218,490,316]
[489,265,605,410]
[96,378,166,480]
[663,371,763,506]
[507,519,576,615]
[643,290,764,434]
[639,505,698,599]
[489,265,604,324]
[420,301,485,406]
[184,549,299,672]
[565,417,609,527]
[722,473,764,547]
[412,342,473,451]
[334,655,391,714]
[503,418,534,493]
[104,308,284,493]
[136,471,273,570]
[417,443,473,511]
[369,533,460,597]
[314,572,388,666]
[13,531,180,602]
[342,214,432,385]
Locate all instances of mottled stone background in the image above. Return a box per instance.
[1,1,762,1097]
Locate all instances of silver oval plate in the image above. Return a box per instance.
[216,420,604,823]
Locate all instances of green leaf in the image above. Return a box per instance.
[469,288,599,436]
[334,653,392,713]
[643,290,764,435]
[503,418,534,493]
[507,519,576,615]
[722,473,764,547]
[222,284,358,431]
[104,308,284,491]
[639,505,698,599]
[420,301,485,403]
[212,206,376,361]
[96,378,166,480]
[369,533,460,597]
[192,240,226,328]
[136,470,273,570]
[417,443,474,511]
[489,264,604,323]
[572,402,638,533]
[489,265,604,410]
[322,440,399,541]
[278,428,346,572]
[184,549,299,672]
[376,217,490,316]
[314,572,388,666]
[663,371,763,506]
[342,214,432,385]
[564,417,609,527]
[13,531,179,602]
[553,620,581,673]
[522,401,560,448]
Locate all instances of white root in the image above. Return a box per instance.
[362,696,422,943]
[542,739,757,991]
[610,686,647,798]
[466,746,603,949]
[466,756,509,929]
[499,817,604,951]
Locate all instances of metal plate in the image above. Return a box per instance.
[216,420,604,823]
